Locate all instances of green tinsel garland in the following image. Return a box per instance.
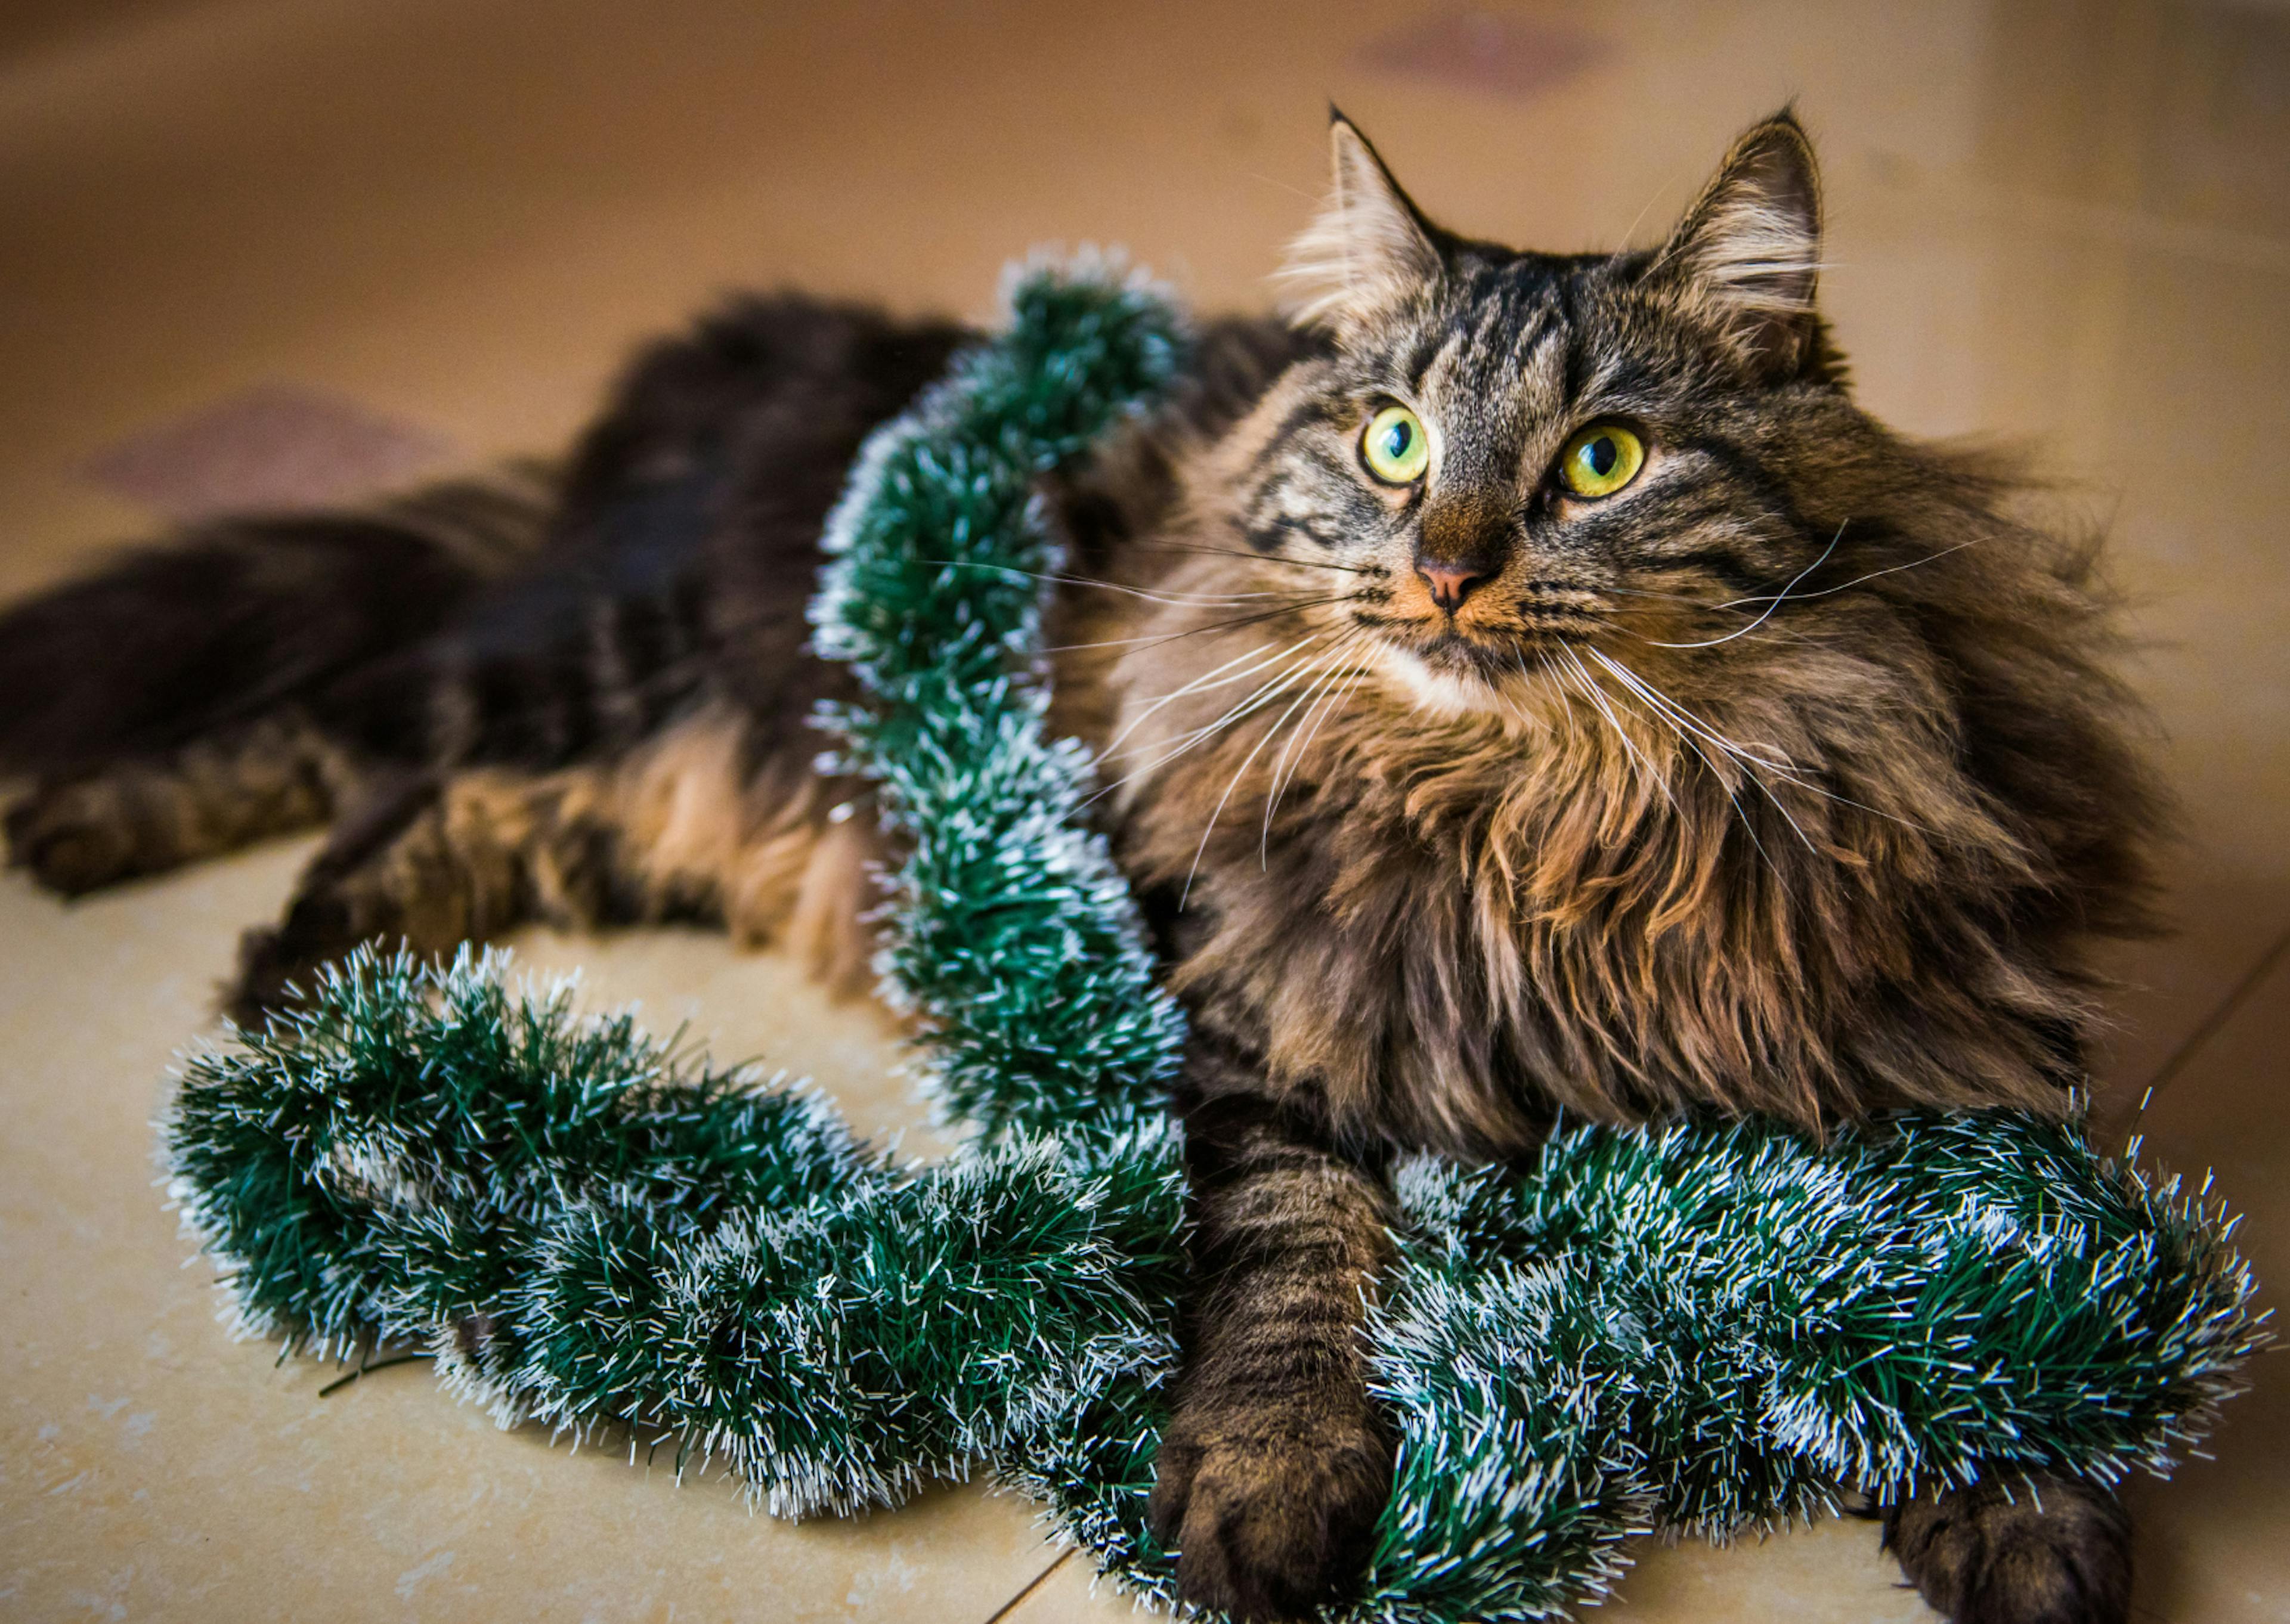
[165,261,2264,1622]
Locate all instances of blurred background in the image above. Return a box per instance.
[1,2,2284,1619]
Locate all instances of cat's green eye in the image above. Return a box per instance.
[1558,424,1647,500]
[1360,404,1431,486]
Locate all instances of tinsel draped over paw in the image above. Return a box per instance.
[165,262,2264,1623]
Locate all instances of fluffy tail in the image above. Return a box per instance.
[0,463,556,776]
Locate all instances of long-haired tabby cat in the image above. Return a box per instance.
[2,111,2158,1623]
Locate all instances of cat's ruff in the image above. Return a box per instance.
[164,263,2263,1624]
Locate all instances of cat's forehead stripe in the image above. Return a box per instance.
[1399,326,1452,395]
[1246,393,1342,482]
[1415,305,1564,448]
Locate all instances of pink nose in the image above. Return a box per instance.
[1418,562,1491,613]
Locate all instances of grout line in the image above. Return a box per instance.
[2126,924,2290,1140]
[979,1547,1076,1624]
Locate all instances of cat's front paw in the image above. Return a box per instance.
[1148,1397,1391,1622]
[6,777,144,895]
[226,894,368,1027]
[1882,1470,2130,1624]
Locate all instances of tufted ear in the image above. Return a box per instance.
[1654,111,1824,377]
[1279,111,1446,331]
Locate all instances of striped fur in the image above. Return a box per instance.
[7,714,349,896]
[227,703,879,1021]
[1088,112,2150,1620]
[7,296,961,1019]
[1884,1473,2134,1624]
[1146,1074,1398,1617]
[0,116,2155,1622]
[0,466,551,776]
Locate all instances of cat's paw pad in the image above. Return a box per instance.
[5,779,143,895]
[225,926,305,1028]
[227,897,361,1027]
[1148,1410,1391,1622]
[1882,1471,2130,1624]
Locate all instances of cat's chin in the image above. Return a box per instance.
[1370,638,1534,724]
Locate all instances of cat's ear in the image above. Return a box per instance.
[1653,110,1824,377]
[1279,111,1445,330]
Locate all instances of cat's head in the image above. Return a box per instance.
[1202,109,1858,719]
[1115,112,2160,1127]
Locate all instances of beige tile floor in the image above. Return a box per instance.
[1,1,2285,1619]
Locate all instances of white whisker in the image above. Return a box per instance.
[1130,541,1381,576]
[1585,647,1797,773]
[1641,520,1848,649]
[1229,643,1363,873]
[1715,539,1980,609]
[1181,665,1333,908]
[1579,647,1784,878]
[1261,631,1372,862]
[1585,646,1818,856]
[1559,645,1680,815]
[1086,639,1339,808]
[923,558,1292,608]
[1097,634,1324,762]
[1044,594,1360,655]
[1587,646,1933,839]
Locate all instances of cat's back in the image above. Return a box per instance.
[332,296,973,768]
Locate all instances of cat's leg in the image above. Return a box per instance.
[0,470,555,780]
[511,701,880,990]
[227,703,873,1022]
[228,766,522,1022]
[7,716,349,895]
[1881,1470,2131,1624]
[1149,1071,1397,1622]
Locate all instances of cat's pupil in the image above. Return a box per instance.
[1385,421,1413,458]
[1586,436,1617,476]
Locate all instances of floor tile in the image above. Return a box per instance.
[0,848,1036,1622]
[994,1518,1941,1624]
[1,2,2285,1621]
[2117,949,2290,1624]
